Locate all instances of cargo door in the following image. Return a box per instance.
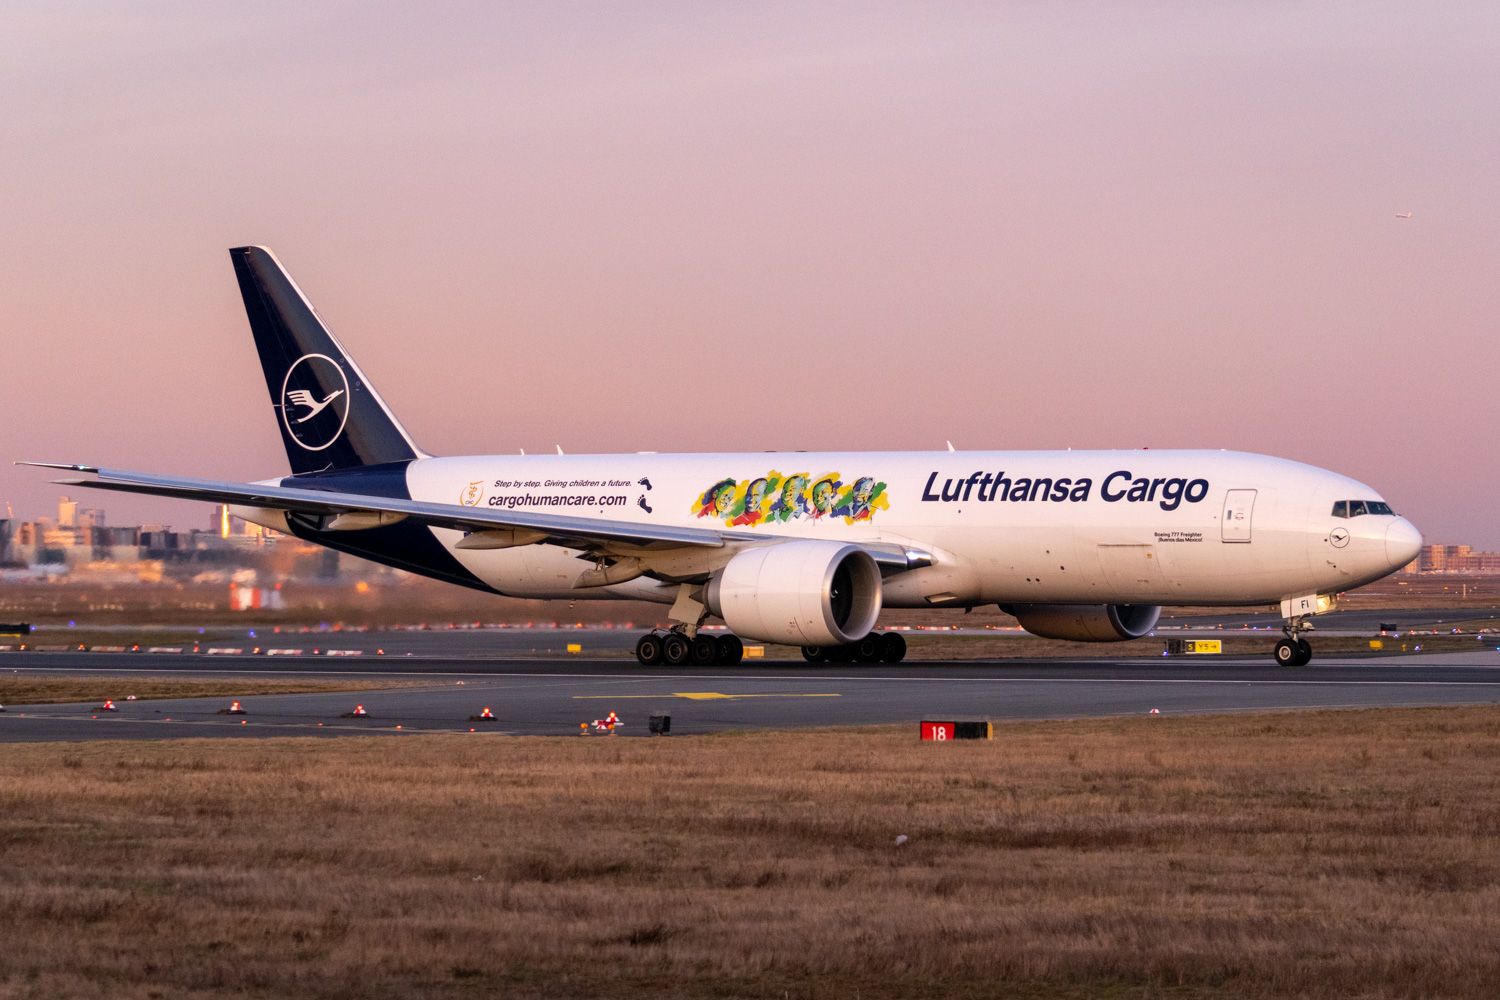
[1221,489,1256,543]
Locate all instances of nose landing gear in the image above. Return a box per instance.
[1273,594,1337,666]
[1274,618,1315,667]
[1274,635,1313,667]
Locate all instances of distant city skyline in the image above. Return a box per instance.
[2,4,1496,545]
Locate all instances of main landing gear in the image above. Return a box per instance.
[801,631,907,664]
[635,630,743,666]
[1274,618,1314,667]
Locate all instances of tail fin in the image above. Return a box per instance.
[231,246,422,476]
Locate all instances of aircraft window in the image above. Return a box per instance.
[1331,501,1348,518]
[1347,500,1368,517]
[1367,501,1394,516]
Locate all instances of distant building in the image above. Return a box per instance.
[1413,544,1500,574]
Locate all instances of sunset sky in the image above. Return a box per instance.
[2,3,1496,545]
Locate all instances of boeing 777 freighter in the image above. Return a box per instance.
[22,248,1422,667]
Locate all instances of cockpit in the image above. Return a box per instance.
[1330,500,1395,518]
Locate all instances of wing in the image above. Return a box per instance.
[17,463,931,570]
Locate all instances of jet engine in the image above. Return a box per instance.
[1004,603,1161,642]
[705,541,882,646]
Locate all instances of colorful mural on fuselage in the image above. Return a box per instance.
[692,471,889,527]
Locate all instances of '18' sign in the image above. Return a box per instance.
[920,721,954,741]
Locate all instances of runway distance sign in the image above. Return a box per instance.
[920,720,992,741]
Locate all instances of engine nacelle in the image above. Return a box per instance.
[1005,603,1162,642]
[705,541,882,646]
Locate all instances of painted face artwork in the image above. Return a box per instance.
[775,476,807,520]
[693,470,889,526]
[811,479,836,515]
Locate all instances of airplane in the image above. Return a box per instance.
[21,247,1422,668]
[1395,212,1413,219]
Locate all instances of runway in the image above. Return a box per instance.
[3,646,1498,742]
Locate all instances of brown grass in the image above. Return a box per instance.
[1,709,1498,998]
[0,677,412,706]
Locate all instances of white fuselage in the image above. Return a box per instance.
[398,449,1420,609]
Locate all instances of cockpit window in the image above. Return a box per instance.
[1334,499,1396,518]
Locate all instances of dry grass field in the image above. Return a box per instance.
[0,676,407,706]
[2,708,1498,999]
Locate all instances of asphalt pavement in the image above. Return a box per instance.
[3,644,1497,742]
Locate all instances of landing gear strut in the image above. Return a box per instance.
[801,631,906,664]
[1274,620,1314,667]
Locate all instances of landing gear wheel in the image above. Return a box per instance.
[1295,638,1313,666]
[689,634,718,666]
[661,632,690,666]
[826,645,856,664]
[635,633,664,666]
[854,634,883,663]
[879,631,907,664]
[716,634,743,665]
[801,645,827,663]
[1274,638,1301,667]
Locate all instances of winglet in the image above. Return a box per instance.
[15,461,100,474]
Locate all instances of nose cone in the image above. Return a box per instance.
[1385,518,1423,569]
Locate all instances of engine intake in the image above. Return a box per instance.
[1005,603,1161,642]
[706,541,882,646]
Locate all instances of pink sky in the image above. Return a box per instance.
[2,3,1496,545]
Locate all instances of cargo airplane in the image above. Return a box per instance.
[22,248,1422,667]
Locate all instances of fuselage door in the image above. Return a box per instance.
[1221,489,1256,543]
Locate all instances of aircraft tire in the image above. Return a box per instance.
[854,634,883,663]
[689,634,718,666]
[661,633,691,666]
[1295,638,1313,666]
[879,631,907,663]
[716,635,743,665]
[801,645,827,663]
[826,644,856,664]
[1274,638,1300,666]
[635,633,664,666]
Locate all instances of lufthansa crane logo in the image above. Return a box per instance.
[280,354,351,451]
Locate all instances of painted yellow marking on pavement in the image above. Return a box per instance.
[572,692,841,701]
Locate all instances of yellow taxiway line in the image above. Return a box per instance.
[573,692,842,701]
